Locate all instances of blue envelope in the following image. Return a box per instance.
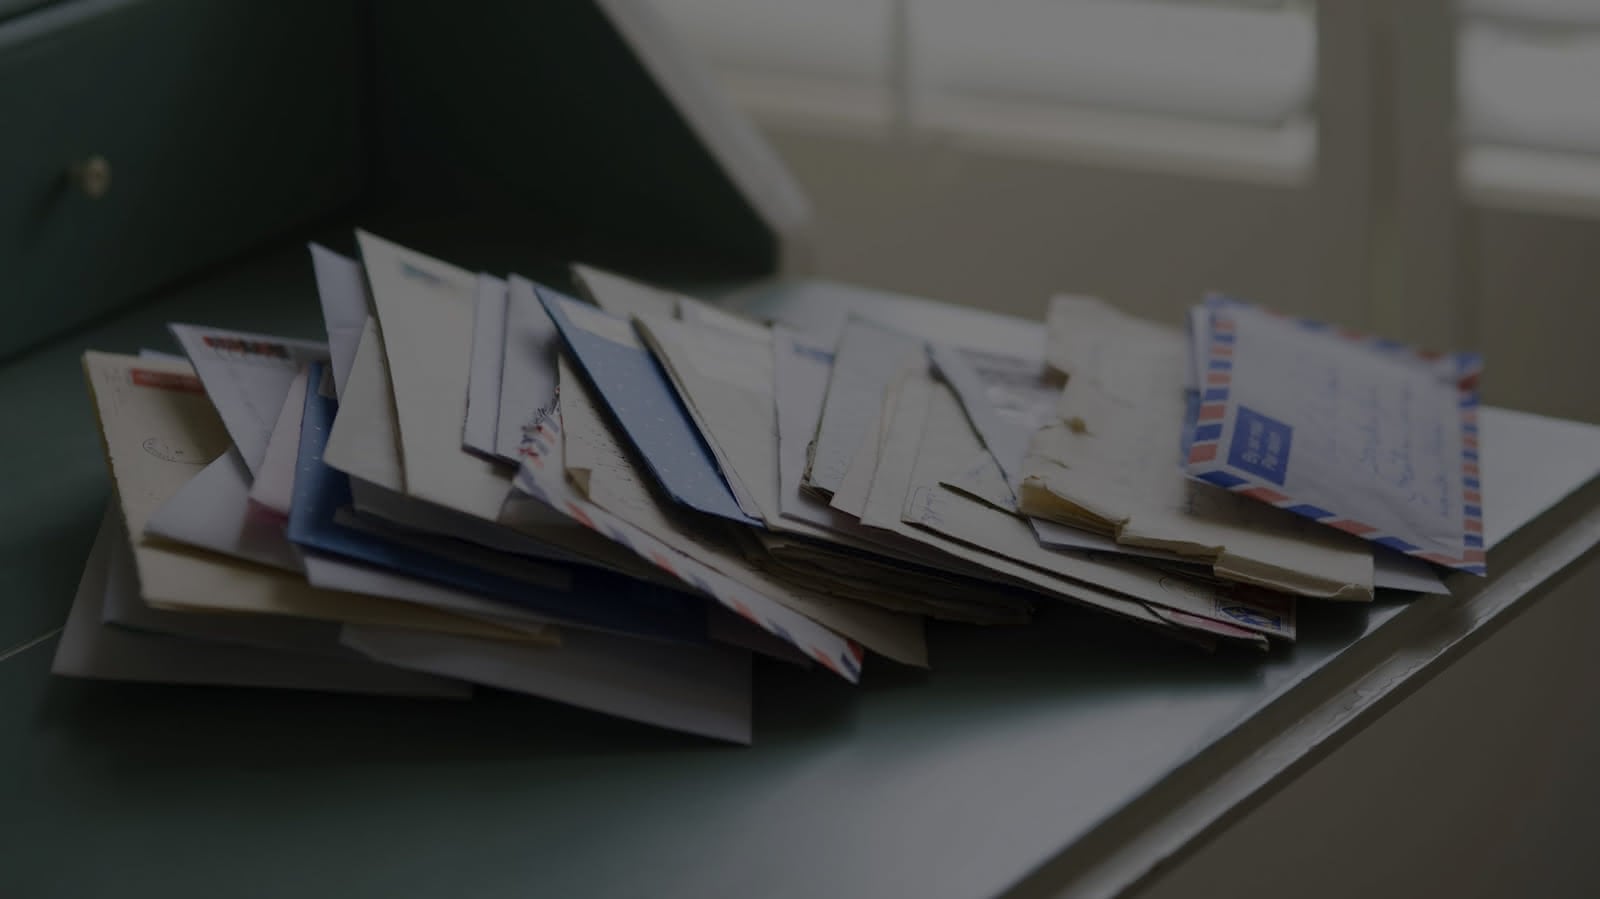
[287,364,708,644]
[537,286,760,525]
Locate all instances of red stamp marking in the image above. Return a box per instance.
[130,369,205,395]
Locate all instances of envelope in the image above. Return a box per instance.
[81,351,536,641]
[572,262,682,320]
[727,278,1046,357]
[495,275,562,462]
[935,332,1449,597]
[356,230,515,520]
[1018,299,1375,600]
[770,326,1046,577]
[512,359,877,679]
[321,286,661,582]
[342,624,753,743]
[1185,298,1486,574]
[632,307,774,522]
[291,363,710,645]
[144,446,302,573]
[300,552,562,640]
[928,341,1062,492]
[54,505,470,698]
[884,376,1283,643]
[104,505,356,656]
[244,364,309,519]
[771,326,861,534]
[463,272,508,458]
[168,323,328,476]
[538,282,757,525]
[308,243,369,398]
[805,317,925,498]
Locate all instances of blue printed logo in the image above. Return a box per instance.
[1220,604,1282,630]
[1228,406,1293,486]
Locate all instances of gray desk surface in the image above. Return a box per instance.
[3,233,1596,899]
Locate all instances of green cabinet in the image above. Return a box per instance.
[0,0,364,359]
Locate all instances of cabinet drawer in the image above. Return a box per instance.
[0,0,364,359]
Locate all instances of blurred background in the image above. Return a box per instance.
[647,0,1600,423]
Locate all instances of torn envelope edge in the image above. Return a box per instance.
[1186,296,1486,575]
[512,443,864,683]
[907,482,1295,643]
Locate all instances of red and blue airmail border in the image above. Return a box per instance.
[1185,296,1486,576]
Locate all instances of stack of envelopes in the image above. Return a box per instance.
[60,231,1486,743]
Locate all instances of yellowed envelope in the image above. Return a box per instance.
[1019,299,1374,600]
[81,351,542,642]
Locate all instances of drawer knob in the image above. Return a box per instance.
[68,155,112,199]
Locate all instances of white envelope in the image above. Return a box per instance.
[572,262,682,320]
[145,447,302,573]
[726,278,1046,357]
[323,311,662,581]
[805,317,925,497]
[309,243,370,399]
[494,275,562,462]
[464,272,508,458]
[244,364,310,519]
[168,323,328,476]
[341,623,753,743]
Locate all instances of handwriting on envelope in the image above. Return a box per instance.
[1186,299,1485,574]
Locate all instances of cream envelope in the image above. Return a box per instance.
[894,380,1285,643]
[55,505,470,698]
[81,351,539,642]
[105,505,353,657]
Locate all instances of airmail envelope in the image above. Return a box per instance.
[1186,299,1485,574]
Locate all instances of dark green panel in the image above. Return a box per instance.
[369,0,775,285]
[0,0,365,360]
